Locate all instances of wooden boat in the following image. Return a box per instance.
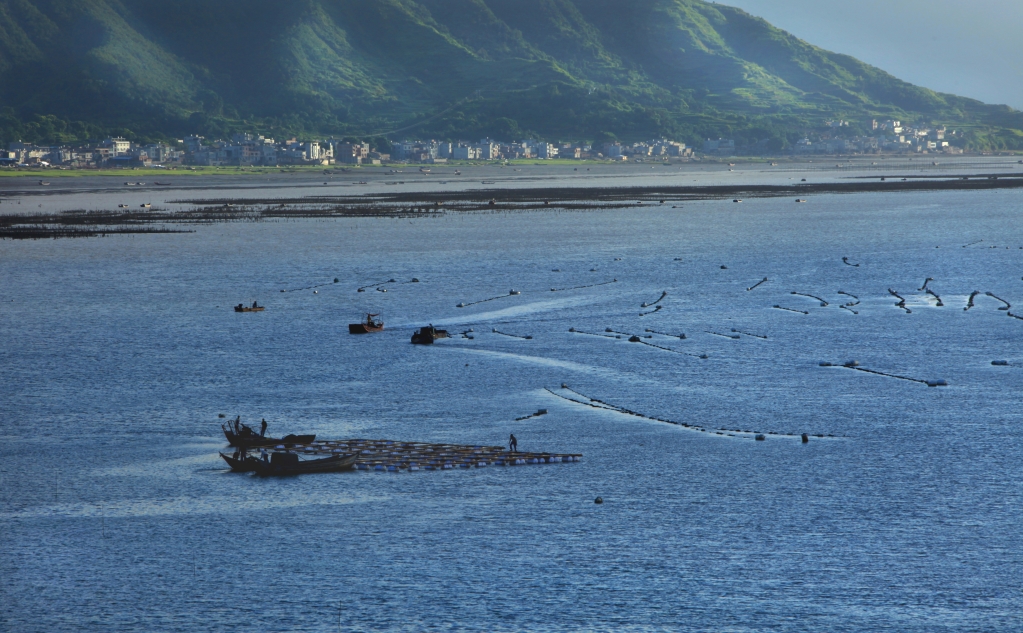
[349,313,384,334]
[220,452,261,472]
[222,424,315,447]
[235,303,265,312]
[411,325,450,345]
[252,452,357,476]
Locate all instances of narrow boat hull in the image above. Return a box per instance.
[220,453,261,472]
[252,453,357,476]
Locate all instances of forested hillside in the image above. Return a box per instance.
[1,0,1021,148]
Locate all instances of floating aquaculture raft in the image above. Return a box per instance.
[265,438,581,472]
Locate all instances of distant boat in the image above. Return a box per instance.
[482,180,496,184]
[154,182,172,186]
[38,181,50,185]
[349,313,384,334]
[140,203,151,208]
[411,325,450,345]
[235,302,265,312]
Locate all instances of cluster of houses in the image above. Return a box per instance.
[0,134,694,168]
[792,120,962,155]
[388,138,692,163]
[0,120,966,168]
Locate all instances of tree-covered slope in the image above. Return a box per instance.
[1,0,1021,147]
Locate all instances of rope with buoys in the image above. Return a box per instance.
[547,384,831,440]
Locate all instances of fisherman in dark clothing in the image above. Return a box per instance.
[234,416,242,434]
[260,419,267,437]
[252,301,259,308]
[509,434,518,452]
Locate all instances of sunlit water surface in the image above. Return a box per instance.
[1,174,1022,632]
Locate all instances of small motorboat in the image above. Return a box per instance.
[411,325,450,345]
[349,313,384,334]
[252,452,357,476]
[154,182,171,186]
[140,203,152,208]
[38,181,50,186]
[235,302,265,312]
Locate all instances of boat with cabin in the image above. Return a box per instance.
[349,313,384,334]
[411,325,450,345]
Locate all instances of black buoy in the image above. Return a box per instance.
[334,278,339,283]
[218,413,226,418]
[629,335,642,342]
[755,434,766,441]
[801,433,809,443]
[720,265,728,269]
[594,497,603,504]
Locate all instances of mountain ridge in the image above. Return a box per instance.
[1,0,1021,149]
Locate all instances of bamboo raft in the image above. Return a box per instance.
[252,438,582,472]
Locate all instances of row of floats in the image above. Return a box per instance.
[248,438,582,474]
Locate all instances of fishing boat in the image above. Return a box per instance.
[222,422,315,447]
[154,182,172,186]
[349,313,384,334]
[252,452,357,476]
[219,452,261,472]
[234,302,265,312]
[411,325,450,345]
[38,181,50,186]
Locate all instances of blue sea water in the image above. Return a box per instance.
[1,178,1022,631]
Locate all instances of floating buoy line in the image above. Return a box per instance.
[641,291,668,308]
[925,288,944,306]
[842,257,860,267]
[838,290,859,300]
[568,327,620,339]
[962,239,984,248]
[457,289,523,308]
[819,361,947,386]
[791,291,829,307]
[546,384,832,440]
[280,278,341,293]
[918,277,935,292]
[746,277,769,291]
[888,289,911,313]
[549,279,618,293]
[639,305,664,316]
[493,328,532,340]
[731,328,767,339]
[773,305,808,314]
[645,328,686,339]
[706,330,741,340]
[515,409,548,421]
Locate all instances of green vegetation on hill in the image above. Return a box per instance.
[1,0,1021,149]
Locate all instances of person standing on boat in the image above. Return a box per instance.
[260,419,267,437]
[234,416,242,435]
[509,434,518,453]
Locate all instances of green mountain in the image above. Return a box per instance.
[2,0,1022,149]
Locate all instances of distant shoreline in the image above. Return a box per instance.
[3,172,1022,241]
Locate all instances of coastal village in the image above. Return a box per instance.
[1,119,963,169]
